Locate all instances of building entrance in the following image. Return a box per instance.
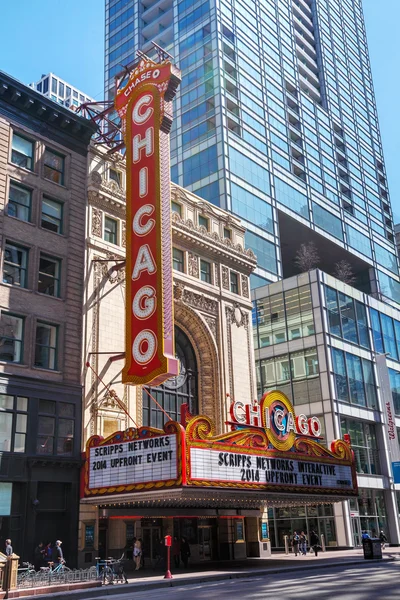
[198,526,213,560]
[142,525,162,566]
[351,516,362,547]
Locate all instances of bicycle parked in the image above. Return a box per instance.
[91,554,127,585]
[18,562,37,585]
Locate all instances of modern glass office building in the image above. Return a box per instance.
[105,0,400,305]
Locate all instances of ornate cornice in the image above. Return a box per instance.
[172,212,257,273]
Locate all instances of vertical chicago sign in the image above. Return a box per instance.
[115,58,181,385]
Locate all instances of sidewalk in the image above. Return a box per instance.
[17,547,400,600]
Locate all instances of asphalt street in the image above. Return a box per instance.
[88,563,400,600]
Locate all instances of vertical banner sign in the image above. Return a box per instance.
[375,354,400,483]
[115,58,181,385]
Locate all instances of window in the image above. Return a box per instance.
[340,418,380,475]
[11,133,34,170]
[200,259,211,283]
[109,168,121,186]
[85,525,95,548]
[223,228,232,239]
[8,182,31,222]
[230,271,239,294]
[0,313,24,363]
[66,86,71,97]
[198,215,209,230]
[3,243,28,288]
[245,231,277,273]
[41,197,63,234]
[58,82,64,98]
[171,201,182,216]
[104,216,118,244]
[325,286,370,348]
[332,348,377,409]
[38,255,60,297]
[43,148,65,185]
[173,248,184,272]
[51,77,57,94]
[0,395,28,452]
[36,399,74,455]
[35,322,58,370]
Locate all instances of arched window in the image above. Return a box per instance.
[142,327,198,428]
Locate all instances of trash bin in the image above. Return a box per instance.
[362,538,382,560]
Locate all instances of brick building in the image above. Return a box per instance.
[0,70,95,563]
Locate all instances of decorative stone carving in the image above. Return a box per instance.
[92,207,103,238]
[226,303,249,329]
[188,252,199,278]
[174,282,185,300]
[122,221,126,248]
[182,290,218,314]
[203,315,217,340]
[214,264,220,287]
[90,171,102,185]
[100,252,126,285]
[241,274,249,298]
[222,266,229,290]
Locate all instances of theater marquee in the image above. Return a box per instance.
[82,391,357,500]
[115,58,181,386]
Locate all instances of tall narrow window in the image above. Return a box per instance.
[8,182,31,222]
[0,395,28,452]
[41,197,63,234]
[173,248,184,272]
[230,271,239,294]
[35,322,58,370]
[109,168,121,185]
[200,259,211,283]
[11,134,34,170]
[171,201,182,216]
[3,243,28,288]
[38,255,61,297]
[44,148,65,185]
[199,215,210,230]
[104,217,118,244]
[0,313,24,363]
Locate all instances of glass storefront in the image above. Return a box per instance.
[349,489,387,543]
[268,504,337,549]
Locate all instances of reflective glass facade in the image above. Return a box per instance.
[105,0,399,299]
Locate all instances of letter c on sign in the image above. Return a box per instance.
[133,286,156,320]
[132,94,154,125]
[132,330,157,365]
[133,204,155,236]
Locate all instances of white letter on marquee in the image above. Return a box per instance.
[286,411,296,432]
[139,167,148,197]
[132,245,156,280]
[133,286,156,320]
[133,127,153,163]
[132,330,157,364]
[133,205,155,236]
[132,95,153,125]
[274,409,285,432]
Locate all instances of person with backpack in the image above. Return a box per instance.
[292,531,300,556]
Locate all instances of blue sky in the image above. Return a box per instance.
[0,1,399,217]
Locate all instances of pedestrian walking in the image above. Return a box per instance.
[133,538,142,571]
[299,531,307,556]
[173,536,181,568]
[379,530,387,550]
[54,540,64,564]
[43,542,52,565]
[292,531,300,556]
[34,542,45,570]
[310,530,320,557]
[180,537,191,569]
[5,539,13,556]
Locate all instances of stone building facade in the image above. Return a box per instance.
[0,70,95,562]
[78,145,257,565]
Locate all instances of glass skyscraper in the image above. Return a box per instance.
[105,0,399,307]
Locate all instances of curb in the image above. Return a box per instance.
[15,557,397,600]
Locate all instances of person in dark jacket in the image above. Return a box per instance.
[292,531,300,556]
[310,530,320,556]
[173,537,181,568]
[180,537,190,568]
[54,540,64,564]
[43,543,52,565]
[34,542,45,570]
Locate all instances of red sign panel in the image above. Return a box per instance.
[115,59,181,386]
